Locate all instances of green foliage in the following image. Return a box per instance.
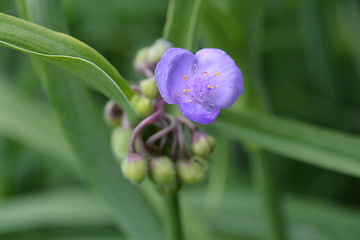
[163,0,202,51]
[0,80,74,164]
[10,1,163,239]
[0,0,360,239]
[0,11,140,124]
[216,109,360,178]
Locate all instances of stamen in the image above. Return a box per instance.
[208,85,214,89]
[184,75,187,80]
[183,89,189,92]
[206,71,209,76]
[216,85,219,88]
[216,72,219,76]
[189,100,193,103]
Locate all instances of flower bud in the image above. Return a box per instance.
[121,153,147,184]
[134,47,150,75]
[149,156,176,185]
[147,39,172,67]
[134,39,172,76]
[177,157,207,184]
[140,77,160,99]
[111,127,132,161]
[205,135,216,151]
[104,100,123,127]
[130,95,154,118]
[191,132,213,157]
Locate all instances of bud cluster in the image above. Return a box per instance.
[103,39,216,195]
[134,39,172,78]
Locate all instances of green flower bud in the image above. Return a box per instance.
[177,157,207,184]
[140,77,160,99]
[149,156,176,185]
[191,132,212,157]
[111,127,132,161]
[205,135,216,151]
[121,153,147,184]
[134,39,172,76]
[130,95,154,118]
[134,46,150,75]
[104,100,123,126]
[148,39,172,65]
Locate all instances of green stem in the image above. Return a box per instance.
[165,194,183,240]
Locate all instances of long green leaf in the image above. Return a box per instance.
[215,110,360,178]
[0,12,140,124]
[13,1,163,239]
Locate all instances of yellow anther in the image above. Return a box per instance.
[184,75,187,80]
[189,100,193,103]
[208,85,214,89]
[216,72,219,76]
[183,89,189,92]
[206,71,209,76]
[216,85,219,88]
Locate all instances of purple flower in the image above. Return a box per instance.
[154,48,244,124]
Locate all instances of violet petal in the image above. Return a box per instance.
[155,48,194,104]
[194,48,244,109]
[178,96,220,124]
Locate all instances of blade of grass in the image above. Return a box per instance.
[0,12,140,124]
[215,110,360,178]
[15,1,163,239]
[163,0,202,52]
[244,0,286,239]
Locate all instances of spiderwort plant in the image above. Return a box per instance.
[106,40,244,196]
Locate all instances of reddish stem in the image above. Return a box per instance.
[154,98,167,110]
[146,114,176,148]
[176,116,197,133]
[128,108,163,154]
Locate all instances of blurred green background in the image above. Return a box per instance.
[0,0,360,239]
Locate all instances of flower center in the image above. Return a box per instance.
[182,71,219,104]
